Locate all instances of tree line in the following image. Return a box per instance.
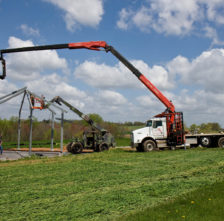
[0,115,222,142]
[0,114,130,142]
[188,122,222,134]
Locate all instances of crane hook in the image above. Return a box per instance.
[0,55,6,80]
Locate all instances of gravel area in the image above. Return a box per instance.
[0,150,66,161]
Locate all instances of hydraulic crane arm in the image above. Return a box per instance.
[0,41,107,80]
[104,46,175,113]
[70,42,175,113]
[0,40,175,113]
[49,96,106,133]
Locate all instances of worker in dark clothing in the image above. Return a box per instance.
[0,135,3,154]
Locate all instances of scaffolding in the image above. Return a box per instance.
[0,87,67,155]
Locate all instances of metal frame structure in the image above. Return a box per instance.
[42,96,67,152]
[0,87,67,155]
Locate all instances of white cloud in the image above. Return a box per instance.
[20,24,40,37]
[43,0,104,31]
[0,80,17,97]
[135,88,224,126]
[117,0,224,40]
[26,73,87,108]
[167,48,224,93]
[0,82,29,119]
[116,8,134,30]
[203,26,224,46]
[205,0,224,24]
[74,60,173,90]
[96,90,127,106]
[173,89,224,125]
[74,60,138,88]
[166,55,191,76]
[25,76,131,121]
[85,89,134,121]
[132,6,152,32]
[5,37,68,81]
[136,95,160,108]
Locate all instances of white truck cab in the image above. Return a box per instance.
[131,117,168,151]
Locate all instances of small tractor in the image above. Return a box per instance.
[49,96,115,154]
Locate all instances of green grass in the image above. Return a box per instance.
[1,148,224,220]
[125,125,144,131]
[120,180,224,221]
[115,137,130,146]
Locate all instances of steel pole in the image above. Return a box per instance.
[60,112,64,153]
[29,108,33,156]
[17,92,26,150]
[51,112,55,151]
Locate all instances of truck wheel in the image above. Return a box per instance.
[200,137,211,147]
[97,143,109,152]
[66,142,72,152]
[70,142,83,154]
[143,140,156,152]
[218,137,224,148]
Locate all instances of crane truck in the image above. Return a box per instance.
[1,41,224,150]
[48,96,115,154]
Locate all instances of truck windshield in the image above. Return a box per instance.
[146,120,152,127]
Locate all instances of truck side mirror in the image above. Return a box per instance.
[0,57,6,80]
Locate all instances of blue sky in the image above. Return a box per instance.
[1,0,224,126]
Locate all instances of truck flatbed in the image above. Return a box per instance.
[185,133,224,148]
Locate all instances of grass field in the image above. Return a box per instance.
[1,148,224,220]
[120,180,224,221]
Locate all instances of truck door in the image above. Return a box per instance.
[152,120,165,138]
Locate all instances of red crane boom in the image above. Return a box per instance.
[1,41,175,113]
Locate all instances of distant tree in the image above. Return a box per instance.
[133,121,145,126]
[42,119,50,124]
[9,116,18,122]
[88,113,103,123]
[124,121,133,126]
[209,122,221,131]
[199,123,207,132]
[189,124,198,133]
[81,113,103,126]
[197,122,222,133]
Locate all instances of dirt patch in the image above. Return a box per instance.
[9,147,65,152]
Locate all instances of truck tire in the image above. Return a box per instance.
[66,142,72,152]
[97,143,109,152]
[70,142,83,154]
[143,140,156,152]
[218,137,224,148]
[200,137,211,147]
